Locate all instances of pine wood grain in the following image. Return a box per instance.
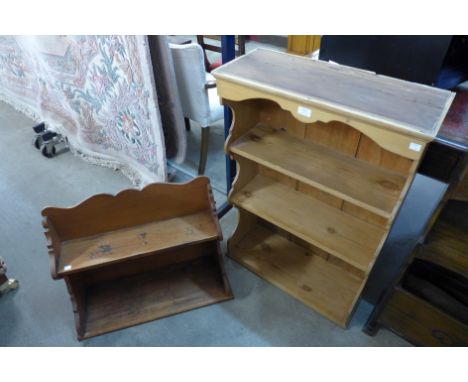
[218,50,450,327]
[297,182,344,209]
[304,120,361,155]
[230,173,386,271]
[42,177,232,339]
[341,203,389,228]
[214,49,454,137]
[230,222,363,327]
[258,99,306,139]
[83,257,230,339]
[42,177,217,241]
[356,135,413,177]
[230,124,406,217]
[58,211,219,275]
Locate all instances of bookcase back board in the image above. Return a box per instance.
[213,49,454,327]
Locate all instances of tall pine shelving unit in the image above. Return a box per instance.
[213,49,454,327]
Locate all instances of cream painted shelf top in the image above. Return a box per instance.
[213,49,454,138]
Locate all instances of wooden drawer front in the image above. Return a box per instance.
[416,246,468,279]
[380,289,468,346]
[423,200,468,278]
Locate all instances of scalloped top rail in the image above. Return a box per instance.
[42,176,222,278]
[42,176,219,242]
[212,49,455,139]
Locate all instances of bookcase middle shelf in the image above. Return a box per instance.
[229,170,386,272]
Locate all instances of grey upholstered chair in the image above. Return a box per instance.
[169,43,224,174]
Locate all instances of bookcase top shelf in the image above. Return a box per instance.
[231,124,406,218]
[213,49,454,139]
[58,211,219,276]
[42,177,233,340]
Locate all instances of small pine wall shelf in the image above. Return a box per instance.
[42,177,233,340]
[213,49,454,327]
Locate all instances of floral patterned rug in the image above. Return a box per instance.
[0,35,166,185]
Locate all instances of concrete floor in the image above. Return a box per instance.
[0,100,414,346]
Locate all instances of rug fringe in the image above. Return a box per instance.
[0,92,148,187]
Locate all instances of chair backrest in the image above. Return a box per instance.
[169,43,211,126]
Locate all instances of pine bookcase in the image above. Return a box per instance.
[213,49,454,327]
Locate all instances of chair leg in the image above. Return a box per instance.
[184,117,191,132]
[198,126,210,175]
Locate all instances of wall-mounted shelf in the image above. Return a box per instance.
[42,177,233,340]
[58,211,219,276]
[81,242,228,339]
[213,49,453,327]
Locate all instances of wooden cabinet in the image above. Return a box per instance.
[364,89,468,346]
[365,149,468,345]
[379,287,468,346]
[42,177,233,340]
[319,36,468,89]
[213,49,454,327]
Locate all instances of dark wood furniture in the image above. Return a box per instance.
[213,49,453,327]
[364,90,468,346]
[42,177,233,340]
[319,36,468,89]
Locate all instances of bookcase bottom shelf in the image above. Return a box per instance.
[81,257,232,339]
[229,222,364,327]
